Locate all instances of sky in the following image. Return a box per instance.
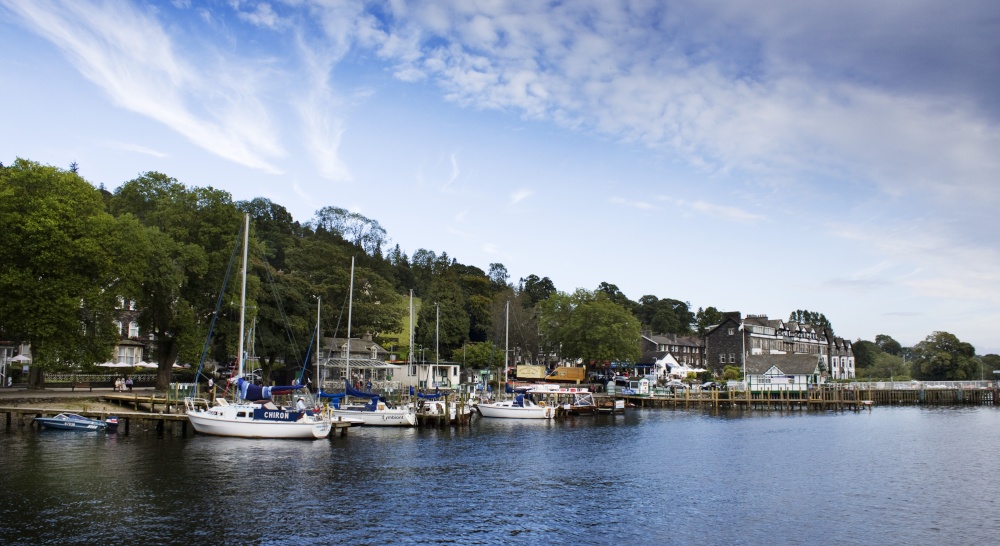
[2,1,999,355]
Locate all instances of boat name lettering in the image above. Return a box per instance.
[264,411,288,419]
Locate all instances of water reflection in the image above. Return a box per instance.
[2,407,999,544]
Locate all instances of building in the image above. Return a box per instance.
[704,312,855,379]
[742,353,826,393]
[641,333,706,367]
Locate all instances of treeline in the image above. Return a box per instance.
[0,159,722,389]
[853,332,1000,382]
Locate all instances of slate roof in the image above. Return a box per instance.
[744,354,824,375]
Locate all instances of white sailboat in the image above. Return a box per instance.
[185,214,333,439]
[476,300,555,420]
[325,257,416,427]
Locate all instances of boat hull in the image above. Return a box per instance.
[477,403,554,419]
[34,413,117,431]
[329,408,416,426]
[187,406,332,439]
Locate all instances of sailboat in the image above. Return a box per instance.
[323,257,416,426]
[476,300,555,419]
[185,214,333,439]
[407,296,472,423]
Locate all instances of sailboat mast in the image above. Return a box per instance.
[504,299,509,384]
[316,296,321,390]
[237,213,249,377]
[346,257,355,382]
[434,302,439,388]
[408,290,413,368]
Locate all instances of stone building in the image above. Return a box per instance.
[704,312,855,379]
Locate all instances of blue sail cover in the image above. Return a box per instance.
[236,377,304,402]
[344,379,385,402]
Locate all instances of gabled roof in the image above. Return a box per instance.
[321,336,386,352]
[645,333,704,348]
[745,354,824,375]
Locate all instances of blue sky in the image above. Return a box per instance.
[3,1,999,355]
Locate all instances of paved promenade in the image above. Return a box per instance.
[0,386,160,401]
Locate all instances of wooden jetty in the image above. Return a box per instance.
[1,390,354,437]
[599,382,998,412]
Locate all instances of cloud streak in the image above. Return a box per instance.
[4,0,285,173]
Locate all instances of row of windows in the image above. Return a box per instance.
[114,321,140,338]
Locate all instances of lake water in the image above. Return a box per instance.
[2,406,999,545]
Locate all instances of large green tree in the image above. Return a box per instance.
[539,289,641,366]
[520,274,556,307]
[111,172,243,390]
[635,295,694,335]
[415,269,469,360]
[911,331,978,381]
[852,339,880,370]
[0,159,147,388]
[874,334,902,356]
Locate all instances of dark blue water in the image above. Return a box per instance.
[2,407,999,545]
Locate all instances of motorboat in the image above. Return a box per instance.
[526,384,596,415]
[34,413,119,431]
[477,394,555,419]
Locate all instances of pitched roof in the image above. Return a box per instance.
[745,354,823,375]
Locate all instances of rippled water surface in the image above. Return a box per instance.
[2,407,999,544]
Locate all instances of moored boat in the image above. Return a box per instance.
[34,413,119,431]
[184,214,332,440]
[477,394,555,419]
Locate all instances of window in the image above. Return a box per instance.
[728,328,735,335]
[719,354,725,364]
[128,321,139,338]
[114,321,123,337]
[371,347,378,359]
[117,346,141,365]
[729,353,736,363]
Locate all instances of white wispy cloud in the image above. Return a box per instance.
[104,141,167,158]
[4,0,285,173]
[510,188,534,204]
[658,195,764,224]
[609,196,655,211]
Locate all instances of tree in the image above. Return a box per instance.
[788,309,834,335]
[459,341,504,369]
[539,289,641,365]
[488,263,509,292]
[635,296,693,335]
[874,334,902,356]
[910,331,978,381]
[596,282,635,314]
[695,306,724,336]
[981,354,1000,376]
[520,274,556,307]
[415,269,469,360]
[311,206,388,256]
[852,339,880,370]
[0,159,148,388]
[111,172,243,390]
